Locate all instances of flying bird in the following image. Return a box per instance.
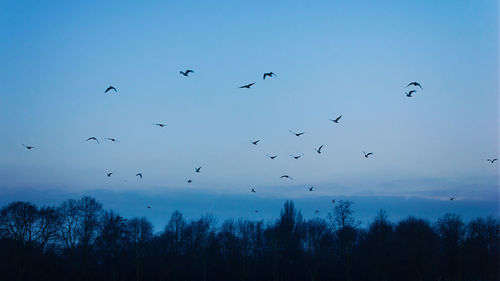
[136,173,142,179]
[195,167,201,173]
[263,72,276,80]
[266,154,278,159]
[105,138,118,142]
[180,70,194,76]
[239,82,255,89]
[153,123,167,127]
[315,145,324,154]
[363,151,373,158]
[187,179,192,183]
[86,137,99,144]
[255,210,259,213]
[251,188,256,193]
[449,197,456,201]
[315,210,319,214]
[332,199,335,204]
[147,206,151,209]
[104,86,117,93]
[291,154,304,160]
[308,186,314,191]
[107,173,113,177]
[329,115,342,123]
[280,175,294,180]
[22,144,34,150]
[405,90,417,97]
[289,130,305,137]
[252,140,260,145]
[406,82,422,89]
[487,158,498,163]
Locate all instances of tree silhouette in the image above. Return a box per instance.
[0,197,498,281]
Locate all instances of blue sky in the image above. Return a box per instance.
[0,0,498,223]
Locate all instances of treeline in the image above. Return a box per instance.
[0,197,498,281]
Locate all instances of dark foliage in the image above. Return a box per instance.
[0,198,498,281]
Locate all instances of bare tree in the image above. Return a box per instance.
[328,200,357,281]
[0,202,38,244]
[435,213,466,281]
[328,200,355,230]
[128,217,153,281]
[57,199,82,253]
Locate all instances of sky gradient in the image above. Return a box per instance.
[0,0,498,223]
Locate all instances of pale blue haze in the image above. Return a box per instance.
[0,1,498,223]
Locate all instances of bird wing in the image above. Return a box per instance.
[319,145,323,151]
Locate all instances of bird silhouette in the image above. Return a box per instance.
[363,151,373,158]
[263,72,276,80]
[239,82,255,89]
[136,173,142,179]
[280,175,294,180]
[22,144,34,150]
[252,140,260,145]
[195,167,201,173]
[267,154,278,159]
[332,199,335,204]
[153,123,166,127]
[291,154,304,160]
[107,173,113,177]
[316,145,324,154]
[308,186,314,191]
[289,130,305,137]
[487,158,498,163]
[449,197,456,201]
[406,82,422,89]
[180,70,194,76]
[105,86,117,93]
[105,138,118,142]
[187,179,192,183]
[255,210,259,213]
[86,137,99,144]
[147,206,151,209]
[405,90,417,97]
[329,115,342,123]
[251,188,256,193]
[315,210,319,214]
